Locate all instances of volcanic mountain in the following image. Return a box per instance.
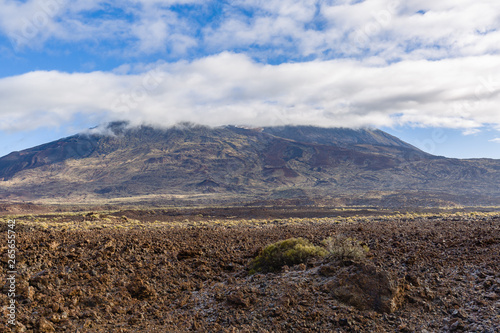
[0,122,499,207]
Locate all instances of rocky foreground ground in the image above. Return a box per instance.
[0,209,499,332]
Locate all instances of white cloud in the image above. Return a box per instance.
[0,52,499,131]
[490,138,500,144]
[462,128,481,135]
[0,0,198,55]
[207,0,500,61]
[132,19,169,53]
[0,0,67,48]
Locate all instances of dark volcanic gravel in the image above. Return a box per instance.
[1,212,499,332]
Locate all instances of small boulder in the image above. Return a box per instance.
[227,291,250,307]
[321,261,404,313]
[38,317,55,332]
[127,278,157,300]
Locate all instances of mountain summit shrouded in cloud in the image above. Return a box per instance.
[1,123,499,206]
[0,0,499,157]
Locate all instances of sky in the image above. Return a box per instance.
[0,0,499,159]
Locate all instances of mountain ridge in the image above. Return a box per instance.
[0,123,499,207]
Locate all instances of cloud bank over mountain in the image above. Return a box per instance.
[0,0,499,132]
[1,53,499,131]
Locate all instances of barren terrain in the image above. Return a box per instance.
[1,208,499,332]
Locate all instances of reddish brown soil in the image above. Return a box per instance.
[1,211,499,332]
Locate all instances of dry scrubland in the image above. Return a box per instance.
[0,209,499,332]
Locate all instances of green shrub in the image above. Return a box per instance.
[322,235,369,262]
[249,238,327,274]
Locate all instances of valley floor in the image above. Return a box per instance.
[1,208,499,332]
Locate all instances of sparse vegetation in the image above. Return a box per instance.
[322,235,370,262]
[249,237,327,274]
[249,234,370,274]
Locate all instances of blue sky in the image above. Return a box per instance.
[0,0,500,158]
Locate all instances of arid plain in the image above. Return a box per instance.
[1,205,499,332]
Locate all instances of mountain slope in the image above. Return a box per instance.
[0,123,499,207]
[262,126,418,149]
